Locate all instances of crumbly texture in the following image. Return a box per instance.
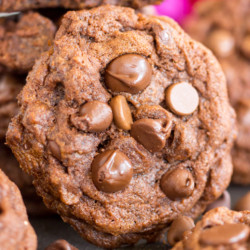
[173,207,250,250]
[0,0,162,12]
[0,74,23,139]
[0,143,51,215]
[0,12,56,73]
[184,0,250,185]
[0,169,37,249]
[7,6,236,248]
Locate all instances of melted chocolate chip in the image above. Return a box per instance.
[167,216,195,246]
[48,140,61,160]
[77,101,113,132]
[45,239,78,250]
[131,118,171,152]
[110,95,133,130]
[200,224,250,246]
[207,29,235,58]
[91,150,133,193]
[105,54,152,94]
[165,82,199,116]
[160,168,194,200]
[205,190,231,212]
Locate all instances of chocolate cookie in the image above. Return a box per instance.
[0,74,23,139]
[0,12,56,73]
[0,0,162,12]
[7,6,236,248]
[184,0,250,185]
[0,143,51,215]
[0,169,37,249]
[173,207,250,249]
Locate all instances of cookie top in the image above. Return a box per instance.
[0,169,37,249]
[0,12,56,73]
[184,0,250,184]
[0,74,23,138]
[0,0,162,12]
[7,5,235,248]
[173,207,250,250]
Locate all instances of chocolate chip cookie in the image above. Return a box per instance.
[0,74,23,139]
[184,0,250,185]
[0,12,56,73]
[7,5,236,248]
[0,0,162,12]
[0,169,37,249]
[173,207,250,249]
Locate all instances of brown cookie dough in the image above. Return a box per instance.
[173,207,250,250]
[0,143,51,215]
[184,0,250,185]
[7,6,236,248]
[0,0,162,12]
[0,12,56,73]
[0,169,37,249]
[234,192,250,211]
[45,239,78,250]
[0,74,23,139]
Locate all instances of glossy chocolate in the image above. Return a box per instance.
[160,168,194,200]
[91,150,133,193]
[105,54,152,94]
[110,95,133,130]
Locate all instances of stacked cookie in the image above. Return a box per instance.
[0,0,247,249]
[184,0,250,185]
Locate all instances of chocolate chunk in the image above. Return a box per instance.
[167,216,195,246]
[234,192,250,211]
[48,140,61,161]
[165,82,199,116]
[105,54,152,94]
[160,168,194,200]
[241,35,250,59]
[199,224,250,246]
[110,95,133,130]
[45,239,78,250]
[131,118,171,152]
[207,30,235,58]
[205,190,231,212]
[91,150,133,193]
[73,101,113,132]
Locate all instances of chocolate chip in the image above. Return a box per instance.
[167,216,195,246]
[91,150,133,193]
[48,140,61,161]
[131,118,171,152]
[45,239,78,250]
[165,82,199,116]
[207,29,235,58]
[160,168,194,200]
[200,224,250,246]
[241,35,250,59]
[110,95,133,130]
[205,190,231,212]
[75,101,113,132]
[105,54,152,94]
[234,192,250,211]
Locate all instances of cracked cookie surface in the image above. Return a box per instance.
[173,207,250,250]
[7,6,236,248]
